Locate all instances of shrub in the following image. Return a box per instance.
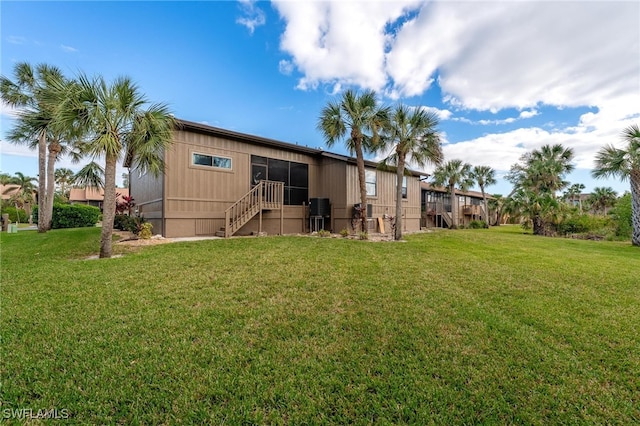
[339,228,349,238]
[610,193,632,238]
[51,204,101,229]
[113,214,147,235]
[468,220,488,229]
[358,231,369,240]
[138,222,153,239]
[1,206,28,223]
[317,229,331,238]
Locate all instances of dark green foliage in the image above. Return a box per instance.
[113,214,147,235]
[557,214,613,236]
[50,203,100,229]
[1,206,28,223]
[468,220,488,229]
[611,193,632,238]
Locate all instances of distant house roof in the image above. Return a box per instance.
[421,182,495,199]
[69,187,129,203]
[175,118,427,178]
[0,184,20,200]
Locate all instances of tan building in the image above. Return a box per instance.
[69,187,130,210]
[130,119,426,238]
[421,183,495,228]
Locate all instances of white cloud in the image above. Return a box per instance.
[7,36,26,45]
[60,44,78,53]
[519,109,538,119]
[278,59,294,76]
[236,0,266,34]
[273,0,422,91]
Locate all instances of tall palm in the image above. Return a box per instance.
[55,167,75,199]
[318,89,389,232]
[380,104,442,240]
[470,165,496,226]
[57,74,175,258]
[1,62,73,232]
[592,124,640,246]
[432,160,473,229]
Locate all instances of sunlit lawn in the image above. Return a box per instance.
[1,226,638,424]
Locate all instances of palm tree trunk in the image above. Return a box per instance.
[395,155,405,240]
[43,140,61,231]
[480,186,489,227]
[449,184,457,229]
[37,130,47,233]
[100,153,118,258]
[354,138,368,233]
[631,169,640,246]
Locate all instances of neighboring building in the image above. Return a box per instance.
[130,119,426,238]
[421,183,494,228]
[69,187,129,210]
[1,184,21,201]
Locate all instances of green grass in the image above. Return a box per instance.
[1,226,638,424]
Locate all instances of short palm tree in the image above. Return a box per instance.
[588,187,617,215]
[318,89,389,233]
[592,124,640,246]
[432,160,473,229]
[564,183,586,211]
[54,167,75,199]
[57,74,175,258]
[470,165,496,226]
[380,104,442,240]
[4,172,37,224]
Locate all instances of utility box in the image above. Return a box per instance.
[7,223,18,233]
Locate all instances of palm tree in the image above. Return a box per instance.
[470,165,496,226]
[72,161,104,190]
[563,183,586,211]
[488,194,505,225]
[431,160,473,229]
[57,74,175,258]
[592,124,640,246]
[4,172,37,224]
[54,167,75,199]
[317,89,389,233]
[588,187,617,215]
[506,144,574,235]
[380,104,443,240]
[1,62,74,232]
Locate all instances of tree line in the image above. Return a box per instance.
[3,63,638,248]
[1,63,174,258]
[318,90,639,246]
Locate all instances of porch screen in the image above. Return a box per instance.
[251,155,308,205]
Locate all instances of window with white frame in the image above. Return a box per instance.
[401,176,408,199]
[192,153,232,170]
[365,170,377,196]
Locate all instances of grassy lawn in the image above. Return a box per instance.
[1,226,638,424]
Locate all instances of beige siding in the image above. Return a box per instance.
[161,129,320,237]
[337,164,422,233]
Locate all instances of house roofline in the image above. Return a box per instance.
[175,118,427,177]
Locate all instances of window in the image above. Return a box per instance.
[192,153,232,169]
[365,170,377,196]
[251,155,309,205]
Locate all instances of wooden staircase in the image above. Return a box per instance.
[217,180,284,238]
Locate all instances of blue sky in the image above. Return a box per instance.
[1,1,639,196]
